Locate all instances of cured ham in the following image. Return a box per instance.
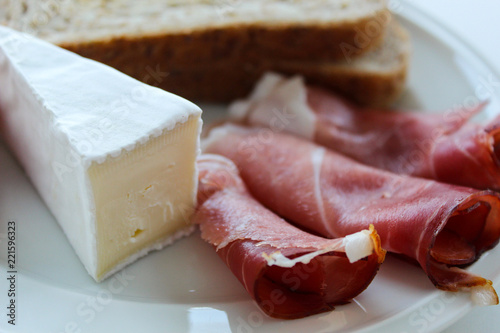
[193,154,385,319]
[203,124,500,304]
[229,73,500,190]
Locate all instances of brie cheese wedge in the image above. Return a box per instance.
[0,26,202,281]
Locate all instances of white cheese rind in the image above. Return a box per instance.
[0,26,202,281]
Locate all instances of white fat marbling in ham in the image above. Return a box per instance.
[311,147,331,234]
[229,72,316,140]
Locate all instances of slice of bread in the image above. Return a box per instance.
[2,0,390,64]
[274,19,410,106]
[1,0,406,106]
[146,20,410,106]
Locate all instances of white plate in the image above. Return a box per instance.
[1,3,500,333]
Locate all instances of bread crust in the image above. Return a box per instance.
[150,57,407,107]
[122,19,409,107]
[59,9,390,73]
[54,8,402,106]
[62,9,390,65]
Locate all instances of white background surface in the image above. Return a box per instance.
[410,1,500,332]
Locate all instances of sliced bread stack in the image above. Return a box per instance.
[1,0,409,106]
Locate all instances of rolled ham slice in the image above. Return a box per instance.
[229,72,500,190]
[194,154,385,319]
[203,124,500,305]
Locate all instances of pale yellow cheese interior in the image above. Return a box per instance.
[88,116,199,280]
